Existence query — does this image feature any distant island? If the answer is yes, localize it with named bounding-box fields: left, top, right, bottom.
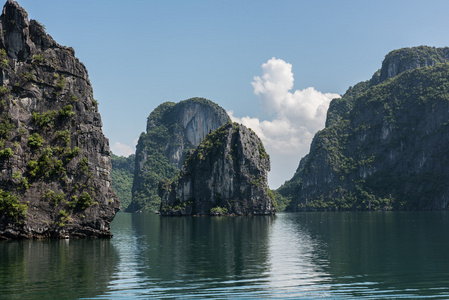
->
left=127, top=97, right=230, bottom=213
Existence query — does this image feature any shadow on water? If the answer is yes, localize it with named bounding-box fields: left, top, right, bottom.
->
left=0, top=237, right=118, bottom=300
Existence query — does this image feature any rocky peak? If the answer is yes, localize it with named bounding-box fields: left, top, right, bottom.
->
left=0, top=0, right=64, bottom=61
left=174, top=98, right=230, bottom=146
left=0, top=0, right=33, bottom=60
left=379, top=46, right=449, bottom=83
left=326, top=46, right=449, bottom=128
left=159, top=122, right=276, bottom=216
left=145, top=97, right=230, bottom=164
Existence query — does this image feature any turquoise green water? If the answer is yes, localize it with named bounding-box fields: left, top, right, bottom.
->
left=2, top=212, right=449, bottom=299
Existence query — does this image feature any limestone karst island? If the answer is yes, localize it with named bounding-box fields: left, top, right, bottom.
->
left=2, top=0, right=449, bottom=241
left=0, top=0, right=119, bottom=239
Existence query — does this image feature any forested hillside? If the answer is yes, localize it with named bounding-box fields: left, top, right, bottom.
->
left=278, top=46, right=449, bottom=211
left=110, top=153, right=134, bottom=210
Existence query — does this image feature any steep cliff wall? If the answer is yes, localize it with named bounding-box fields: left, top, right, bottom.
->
left=159, top=122, right=276, bottom=216
left=129, top=97, right=230, bottom=212
left=0, top=0, right=119, bottom=238
left=278, top=46, right=449, bottom=211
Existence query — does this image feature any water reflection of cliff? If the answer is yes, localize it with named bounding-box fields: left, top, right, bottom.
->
left=292, top=212, right=449, bottom=298
left=0, top=238, right=118, bottom=299
left=130, top=214, right=276, bottom=297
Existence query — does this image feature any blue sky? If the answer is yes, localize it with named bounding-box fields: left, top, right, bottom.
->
left=15, top=0, right=449, bottom=188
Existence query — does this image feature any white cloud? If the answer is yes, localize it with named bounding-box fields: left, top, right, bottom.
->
left=111, top=142, right=134, bottom=157
left=231, top=57, right=340, bottom=188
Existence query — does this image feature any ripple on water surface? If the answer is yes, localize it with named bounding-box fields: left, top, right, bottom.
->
left=3, top=212, right=449, bottom=299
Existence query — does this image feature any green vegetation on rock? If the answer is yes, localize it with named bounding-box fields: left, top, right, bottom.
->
left=210, top=206, right=228, bottom=215
left=28, top=133, right=44, bottom=150
left=0, top=190, right=27, bottom=222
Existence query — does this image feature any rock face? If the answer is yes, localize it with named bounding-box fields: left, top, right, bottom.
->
left=159, top=122, right=276, bottom=216
left=0, top=0, right=119, bottom=239
left=278, top=46, right=449, bottom=211
left=128, top=97, right=230, bottom=212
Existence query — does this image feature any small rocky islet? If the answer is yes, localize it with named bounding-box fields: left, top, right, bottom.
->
left=158, top=122, right=276, bottom=216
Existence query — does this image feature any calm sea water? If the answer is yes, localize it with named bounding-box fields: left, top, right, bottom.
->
left=1, top=211, right=449, bottom=299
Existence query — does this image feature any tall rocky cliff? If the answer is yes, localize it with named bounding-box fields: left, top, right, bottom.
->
left=128, top=97, right=230, bottom=212
left=0, top=0, right=119, bottom=239
left=278, top=46, right=449, bottom=211
left=159, top=122, right=276, bottom=216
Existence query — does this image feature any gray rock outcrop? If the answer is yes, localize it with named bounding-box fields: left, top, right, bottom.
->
left=159, top=122, right=276, bottom=216
left=0, top=0, right=119, bottom=239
